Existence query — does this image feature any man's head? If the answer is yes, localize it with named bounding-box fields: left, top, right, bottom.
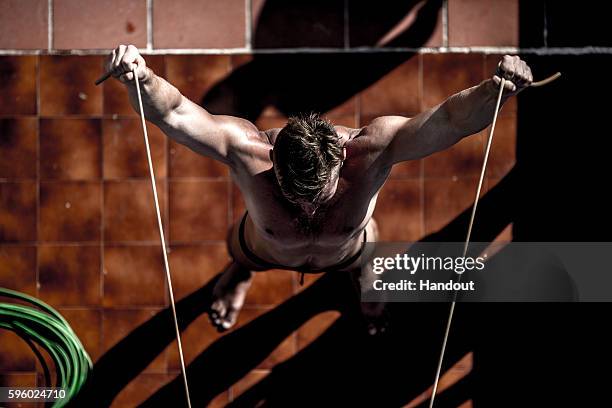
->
left=272, top=113, right=345, bottom=212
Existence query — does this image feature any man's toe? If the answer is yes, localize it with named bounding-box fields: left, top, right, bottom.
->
left=220, top=308, right=239, bottom=331
left=210, top=299, right=227, bottom=318
left=209, top=300, right=230, bottom=329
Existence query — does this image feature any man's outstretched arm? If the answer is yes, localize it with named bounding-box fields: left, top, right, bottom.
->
left=106, top=45, right=258, bottom=166
left=369, top=55, right=533, bottom=165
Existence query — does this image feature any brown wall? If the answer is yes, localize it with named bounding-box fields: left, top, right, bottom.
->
left=0, top=0, right=518, bottom=406
left=0, top=0, right=518, bottom=50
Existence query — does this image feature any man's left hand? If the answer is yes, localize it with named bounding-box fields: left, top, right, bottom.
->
left=494, top=55, right=533, bottom=94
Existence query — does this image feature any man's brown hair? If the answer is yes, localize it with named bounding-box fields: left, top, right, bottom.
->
left=274, top=113, right=343, bottom=206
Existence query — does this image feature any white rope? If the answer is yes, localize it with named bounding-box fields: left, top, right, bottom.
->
left=133, top=68, right=193, bottom=408
left=428, top=78, right=506, bottom=408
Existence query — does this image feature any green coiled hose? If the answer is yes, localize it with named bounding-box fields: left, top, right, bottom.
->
left=0, top=287, right=92, bottom=407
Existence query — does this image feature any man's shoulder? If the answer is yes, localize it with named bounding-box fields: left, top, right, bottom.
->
left=228, top=123, right=273, bottom=147
left=350, top=116, right=413, bottom=147
left=342, top=117, right=412, bottom=172
left=343, top=120, right=392, bottom=150
left=227, top=126, right=273, bottom=170
left=262, top=128, right=282, bottom=145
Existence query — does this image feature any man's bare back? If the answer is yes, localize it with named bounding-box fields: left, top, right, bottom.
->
left=105, top=44, right=533, bottom=331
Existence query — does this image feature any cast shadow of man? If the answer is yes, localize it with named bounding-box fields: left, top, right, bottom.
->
left=202, top=0, right=443, bottom=120
left=75, top=167, right=558, bottom=408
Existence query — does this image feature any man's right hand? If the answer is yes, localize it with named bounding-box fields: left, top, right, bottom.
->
left=105, top=44, right=149, bottom=84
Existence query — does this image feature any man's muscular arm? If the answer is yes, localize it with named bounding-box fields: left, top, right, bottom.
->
left=369, top=55, right=532, bottom=165
left=107, top=45, right=257, bottom=166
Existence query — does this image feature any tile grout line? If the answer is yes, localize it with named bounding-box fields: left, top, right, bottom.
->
left=543, top=0, right=548, bottom=48
left=419, top=54, right=425, bottom=236
left=344, top=0, right=350, bottom=50
left=245, top=0, right=253, bottom=51
left=100, top=112, right=106, bottom=361
left=482, top=52, right=487, bottom=89
left=442, top=0, right=449, bottom=48
left=0, top=46, right=515, bottom=55
left=147, top=0, right=153, bottom=51
left=29, top=176, right=230, bottom=183
left=36, top=55, right=41, bottom=301
left=100, top=111, right=106, bottom=323
left=163, top=106, right=170, bottom=373
left=164, top=106, right=170, bottom=309
left=47, top=0, right=53, bottom=51
left=0, top=241, right=227, bottom=246
left=97, top=305, right=166, bottom=311
left=3, top=175, right=429, bottom=183
left=355, top=91, right=360, bottom=128
left=3, top=46, right=612, bottom=55
left=227, top=178, right=232, bottom=238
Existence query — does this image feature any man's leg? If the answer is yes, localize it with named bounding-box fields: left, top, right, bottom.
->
left=209, top=261, right=254, bottom=331
left=350, top=265, right=389, bottom=336
left=210, top=212, right=270, bottom=331
left=348, top=219, right=389, bottom=335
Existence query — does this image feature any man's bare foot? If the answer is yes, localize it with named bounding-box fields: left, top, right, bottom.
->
left=361, top=301, right=389, bottom=336
left=350, top=268, right=390, bottom=336
left=209, top=262, right=253, bottom=331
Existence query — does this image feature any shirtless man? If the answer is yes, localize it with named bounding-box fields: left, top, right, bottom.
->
left=105, top=45, right=533, bottom=332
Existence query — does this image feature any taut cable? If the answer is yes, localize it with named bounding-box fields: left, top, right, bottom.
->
left=428, top=70, right=561, bottom=407
left=428, top=77, right=507, bottom=408
left=133, top=68, right=193, bottom=408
